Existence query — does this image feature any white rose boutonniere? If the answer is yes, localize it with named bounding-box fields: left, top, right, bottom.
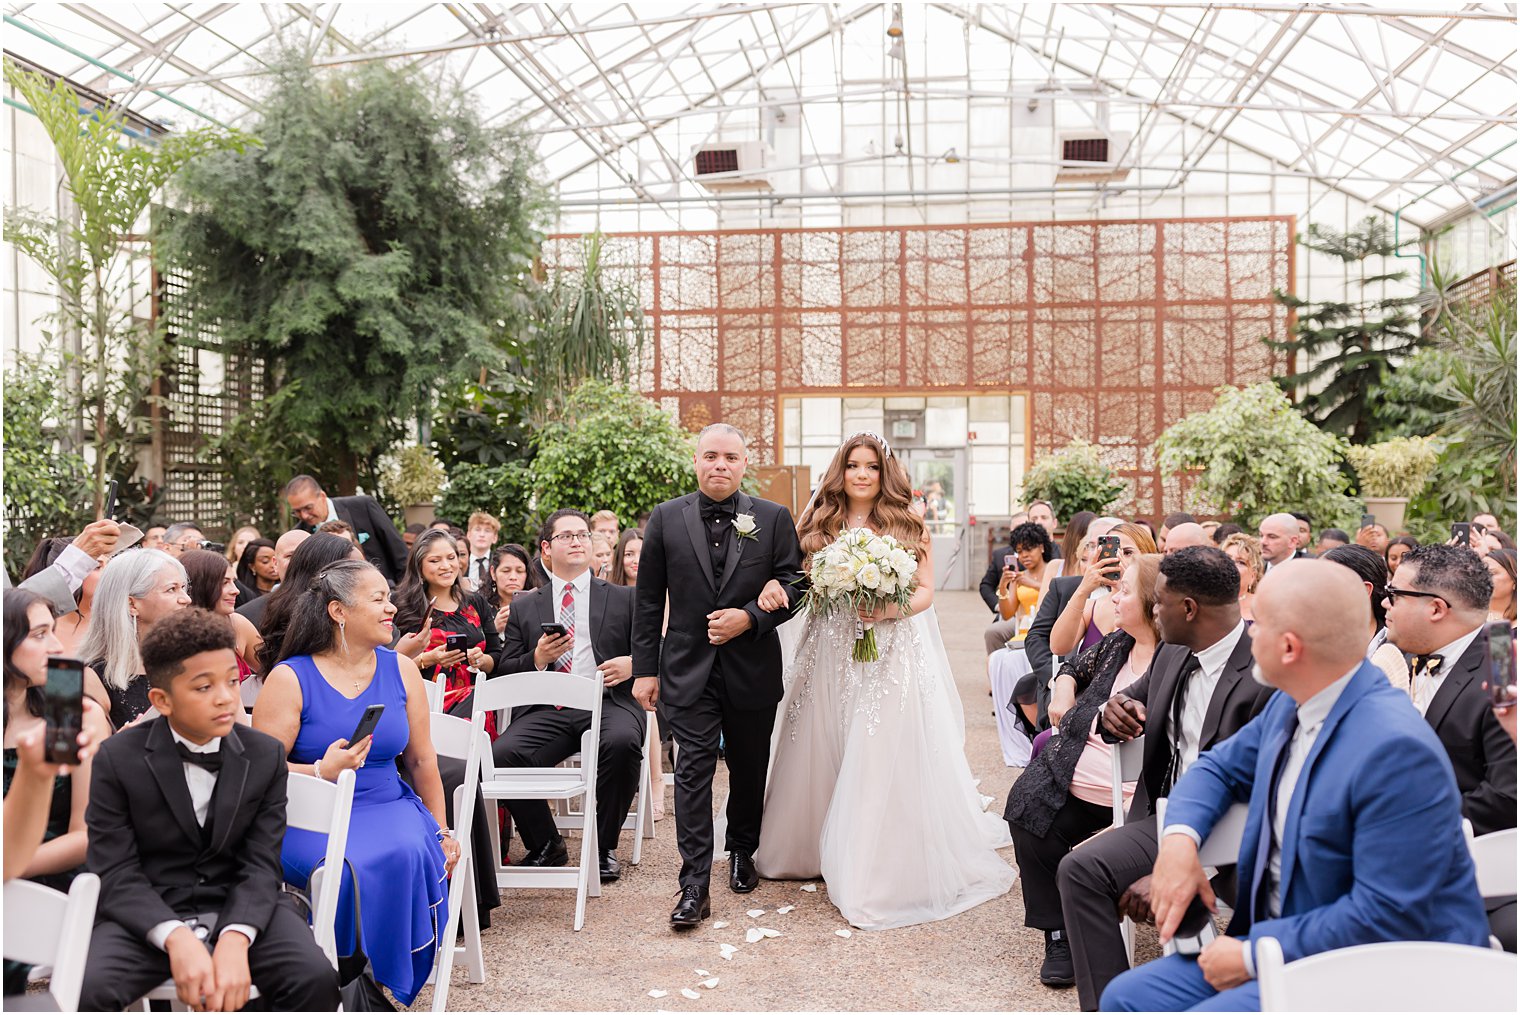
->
left=733, top=513, right=760, bottom=542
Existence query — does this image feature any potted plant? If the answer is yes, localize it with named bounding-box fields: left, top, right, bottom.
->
left=1344, top=436, right=1441, bottom=533
left=386, top=446, right=447, bottom=527
left=1021, top=439, right=1128, bottom=519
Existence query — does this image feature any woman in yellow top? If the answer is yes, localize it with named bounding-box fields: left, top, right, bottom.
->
left=996, top=521, right=1056, bottom=639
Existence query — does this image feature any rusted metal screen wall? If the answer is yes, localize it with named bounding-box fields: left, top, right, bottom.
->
left=544, top=216, right=1291, bottom=516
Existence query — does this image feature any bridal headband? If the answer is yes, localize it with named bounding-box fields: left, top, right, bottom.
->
left=842, top=430, right=893, bottom=458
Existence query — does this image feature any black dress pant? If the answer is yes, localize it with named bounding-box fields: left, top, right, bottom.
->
left=1057, top=814, right=1159, bottom=1012
left=78, top=897, right=340, bottom=1011
left=492, top=701, right=646, bottom=854
left=662, top=665, right=776, bottom=890
left=1010, top=795, right=1113, bottom=931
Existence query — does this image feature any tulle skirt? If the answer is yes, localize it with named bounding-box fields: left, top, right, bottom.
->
left=754, top=607, right=1016, bottom=930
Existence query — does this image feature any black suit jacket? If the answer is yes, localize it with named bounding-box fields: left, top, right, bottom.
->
left=318, top=494, right=407, bottom=584
left=495, top=575, right=645, bottom=729
left=1425, top=634, right=1519, bottom=837
left=1113, top=627, right=1276, bottom=822
left=632, top=492, right=805, bottom=710
left=1023, top=575, right=1083, bottom=726
left=85, top=719, right=288, bottom=939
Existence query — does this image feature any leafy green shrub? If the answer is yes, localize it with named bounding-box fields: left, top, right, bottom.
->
left=1021, top=440, right=1127, bottom=519
left=1345, top=436, right=1440, bottom=500
left=437, top=462, right=534, bottom=545
left=3, top=359, right=91, bottom=576
left=1156, top=382, right=1359, bottom=529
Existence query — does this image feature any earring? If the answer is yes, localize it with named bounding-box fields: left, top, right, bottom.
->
left=339, top=620, right=348, bottom=655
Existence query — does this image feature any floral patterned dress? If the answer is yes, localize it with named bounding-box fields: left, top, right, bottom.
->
left=419, top=592, right=503, bottom=734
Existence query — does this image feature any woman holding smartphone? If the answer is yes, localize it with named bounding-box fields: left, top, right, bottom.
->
left=1048, top=522, right=1157, bottom=659
left=392, top=529, right=501, bottom=720
left=995, top=522, right=1054, bottom=634
left=485, top=544, right=536, bottom=636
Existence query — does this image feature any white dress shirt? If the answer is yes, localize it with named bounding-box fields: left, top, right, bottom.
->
left=540, top=569, right=595, bottom=678
left=321, top=496, right=339, bottom=524
left=466, top=554, right=492, bottom=590
left=1412, top=626, right=1483, bottom=716
left=1175, top=621, right=1247, bottom=776
left=146, top=727, right=257, bottom=950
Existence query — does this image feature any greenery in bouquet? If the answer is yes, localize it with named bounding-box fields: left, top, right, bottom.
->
left=802, top=528, right=921, bottom=662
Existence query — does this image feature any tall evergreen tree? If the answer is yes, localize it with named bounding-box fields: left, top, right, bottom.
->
left=1266, top=216, right=1424, bottom=444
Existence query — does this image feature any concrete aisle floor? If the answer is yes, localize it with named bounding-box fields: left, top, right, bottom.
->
left=418, top=591, right=1093, bottom=1012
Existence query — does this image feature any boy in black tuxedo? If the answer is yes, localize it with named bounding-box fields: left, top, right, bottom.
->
left=79, top=609, right=338, bottom=1012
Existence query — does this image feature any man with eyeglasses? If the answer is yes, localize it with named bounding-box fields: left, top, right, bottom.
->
left=282, top=474, right=407, bottom=584
left=1384, top=542, right=1517, bottom=951
left=161, top=522, right=206, bottom=559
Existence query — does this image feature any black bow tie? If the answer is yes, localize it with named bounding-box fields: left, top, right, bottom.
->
left=176, top=742, right=222, bottom=773
left=1410, top=654, right=1445, bottom=680
left=700, top=496, right=736, bottom=523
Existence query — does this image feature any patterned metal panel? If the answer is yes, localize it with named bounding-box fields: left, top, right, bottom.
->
left=545, top=217, right=1293, bottom=517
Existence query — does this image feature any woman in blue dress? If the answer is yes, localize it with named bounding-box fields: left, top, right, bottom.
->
left=255, top=560, right=461, bottom=1006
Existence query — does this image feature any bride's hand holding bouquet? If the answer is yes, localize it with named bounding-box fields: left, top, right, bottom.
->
left=803, top=527, right=920, bottom=662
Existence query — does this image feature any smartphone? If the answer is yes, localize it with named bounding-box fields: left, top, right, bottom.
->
left=1171, top=894, right=1219, bottom=957
left=1097, top=535, right=1122, bottom=580
left=42, top=657, right=86, bottom=765
left=345, top=704, right=385, bottom=748
left=541, top=622, right=569, bottom=639
left=443, top=632, right=469, bottom=654
left=103, top=479, right=119, bottom=522
left=1487, top=621, right=1517, bottom=709
left=1003, top=554, right=1016, bottom=569
left=1360, top=513, right=1377, bottom=531
left=1452, top=522, right=1472, bottom=545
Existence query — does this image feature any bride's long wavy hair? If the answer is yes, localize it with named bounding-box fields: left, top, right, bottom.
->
left=798, top=433, right=927, bottom=556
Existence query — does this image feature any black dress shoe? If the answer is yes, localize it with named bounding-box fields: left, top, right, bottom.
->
left=729, top=850, right=759, bottom=893
left=1040, top=930, right=1075, bottom=988
left=517, top=836, right=569, bottom=868
left=599, top=851, right=621, bottom=883
left=669, top=886, right=710, bottom=928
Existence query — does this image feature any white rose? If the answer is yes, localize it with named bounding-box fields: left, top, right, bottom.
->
left=889, top=548, right=916, bottom=574
left=866, top=538, right=888, bottom=559
left=878, top=574, right=897, bottom=595
left=733, top=513, right=758, bottom=537
left=857, top=562, right=882, bottom=590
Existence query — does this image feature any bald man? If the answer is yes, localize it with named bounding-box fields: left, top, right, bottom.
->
left=235, top=529, right=309, bottom=630
left=1256, top=513, right=1303, bottom=570
left=1102, top=561, right=1490, bottom=1011
left=1161, top=522, right=1209, bottom=554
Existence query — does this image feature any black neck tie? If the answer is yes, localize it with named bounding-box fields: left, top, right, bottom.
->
left=1162, top=653, right=1203, bottom=798
left=176, top=742, right=222, bottom=773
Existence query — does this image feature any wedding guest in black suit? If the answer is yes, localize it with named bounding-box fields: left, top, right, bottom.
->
left=1058, top=546, right=1275, bottom=1010
left=79, top=609, right=339, bottom=1012
left=476, top=509, right=647, bottom=883
left=283, top=474, right=407, bottom=583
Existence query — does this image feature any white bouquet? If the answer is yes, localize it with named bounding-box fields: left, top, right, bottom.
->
left=803, top=528, right=920, bottom=662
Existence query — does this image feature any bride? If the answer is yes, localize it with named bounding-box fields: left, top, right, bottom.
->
left=752, top=431, right=1015, bottom=930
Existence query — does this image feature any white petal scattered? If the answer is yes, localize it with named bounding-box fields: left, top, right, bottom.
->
left=746, top=908, right=765, bottom=918
left=694, top=969, right=709, bottom=978
left=718, top=942, right=739, bottom=954
left=973, top=777, right=982, bottom=787
left=718, top=950, right=735, bottom=961
left=680, top=988, right=701, bottom=1000
left=701, top=977, right=720, bottom=989
left=759, top=927, right=782, bottom=938
left=979, top=793, right=995, bottom=809
left=647, top=989, right=668, bottom=998
left=836, top=928, right=853, bottom=938
left=801, top=883, right=817, bottom=892
left=712, top=921, right=729, bottom=929
left=776, top=905, right=795, bottom=914
left=745, top=927, right=765, bottom=944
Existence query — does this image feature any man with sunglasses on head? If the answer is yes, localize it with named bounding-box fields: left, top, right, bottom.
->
left=1384, top=542, right=1517, bottom=951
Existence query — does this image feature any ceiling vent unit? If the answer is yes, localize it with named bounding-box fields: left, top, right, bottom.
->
left=1054, top=131, right=1132, bottom=183
left=692, top=141, right=774, bottom=192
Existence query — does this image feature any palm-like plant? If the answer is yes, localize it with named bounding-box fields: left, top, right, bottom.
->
left=1429, top=265, right=1517, bottom=497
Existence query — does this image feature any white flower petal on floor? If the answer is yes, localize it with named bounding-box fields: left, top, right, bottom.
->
left=776, top=905, right=795, bottom=914
left=836, top=929, right=853, bottom=938
left=759, top=928, right=782, bottom=938
left=801, top=883, right=817, bottom=892
left=694, top=969, right=709, bottom=977
left=701, top=978, right=720, bottom=989
left=712, top=920, right=729, bottom=929
left=648, top=989, right=668, bottom=998
left=746, top=908, right=765, bottom=918
left=745, top=927, right=765, bottom=943
left=680, top=988, right=701, bottom=1000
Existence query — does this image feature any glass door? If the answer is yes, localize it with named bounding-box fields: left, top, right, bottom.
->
left=903, top=449, right=968, bottom=589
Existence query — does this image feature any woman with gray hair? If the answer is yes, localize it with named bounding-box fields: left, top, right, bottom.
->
left=78, top=548, right=191, bottom=729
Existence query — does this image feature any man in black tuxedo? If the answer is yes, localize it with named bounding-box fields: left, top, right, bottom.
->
left=488, top=508, right=647, bottom=884
left=284, top=474, right=407, bottom=584
left=1056, top=546, right=1275, bottom=1009
left=632, top=423, right=806, bottom=928
left=80, top=608, right=338, bottom=1012
left=1386, top=543, right=1518, bottom=950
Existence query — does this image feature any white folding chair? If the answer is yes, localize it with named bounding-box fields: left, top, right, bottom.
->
left=425, top=710, right=488, bottom=1010
left=3, top=873, right=99, bottom=1011
left=422, top=673, right=445, bottom=713
left=473, top=670, right=604, bottom=931
left=551, top=710, right=656, bottom=866
left=1256, top=936, right=1518, bottom=1012
left=1109, top=734, right=1145, bottom=964
left=1154, top=797, right=1249, bottom=958
left=136, top=769, right=354, bottom=1011
left=1465, top=820, right=1518, bottom=897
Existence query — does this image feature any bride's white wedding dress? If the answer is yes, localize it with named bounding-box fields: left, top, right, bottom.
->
left=753, top=600, right=1016, bottom=930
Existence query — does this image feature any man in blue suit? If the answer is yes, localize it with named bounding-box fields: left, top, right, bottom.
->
left=1102, top=560, right=1490, bottom=1011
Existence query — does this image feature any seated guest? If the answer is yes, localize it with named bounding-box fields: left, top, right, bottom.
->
left=486, top=543, right=537, bottom=636
left=1005, top=555, right=1162, bottom=988
left=1484, top=528, right=1516, bottom=553
left=983, top=521, right=1056, bottom=656
left=225, top=526, right=261, bottom=570
left=254, top=562, right=458, bottom=1007
left=590, top=531, right=616, bottom=581
left=590, top=509, right=620, bottom=544
left=1198, top=520, right=1220, bottom=542
left=1384, top=543, right=1517, bottom=950
left=3, top=590, right=106, bottom=890
left=1059, top=546, right=1276, bottom=1010
left=234, top=537, right=278, bottom=606
left=402, top=522, right=425, bottom=552
left=1315, top=527, right=1350, bottom=555
left=1101, top=561, right=1491, bottom=1011
left=318, top=517, right=361, bottom=549
left=160, top=522, right=207, bottom=559
left=1257, top=513, right=1305, bottom=570
left=1320, top=544, right=1407, bottom=687
left=393, top=529, right=502, bottom=720
left=1354, top=520, right=1390, bottom=556
left=14, top=519, right=121, bottom=619
left=462, top=511, right=501, bottom=592
left=254, top=533, right=363, bottom=675
left=611, top=528, right=644, bottom=589
left=1386, top=534, right=1418, bottom=573
left=26, top=541, right=107, bottom=657
left=183, top=549, right=264, bottom=705
left=484, top=509, right=647, bottom=882
left=1160, top=523, right=1209, bottom=554
left=79, top=548, right=192, bottom=728
left=1487, top=549, right=1517, bottom=623
left=1210, top=522, right=1242, bottom=545
left=1289, top=511, right=1314, bottom=555
left=79, top=609, right=340, bottom=1012
left=139, top=525, right=166, bottom=552
left=284, top=473, right=408, bottom=583
left=1050, top=522, right=1155, bottom=660
left=1022, top=513, right=1099, bottom=728
left=237, top=529, right=309, bottom=629
left=1220, top=534, right=1263, bottom=623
